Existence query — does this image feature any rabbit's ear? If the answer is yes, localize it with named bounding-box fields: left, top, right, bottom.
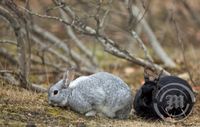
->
left=63, top=67, right=75, bottom=87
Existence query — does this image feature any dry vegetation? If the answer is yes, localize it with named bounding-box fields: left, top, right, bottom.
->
left=0, top=54, right=200, bottom=127
left=1, top=0, right=200, bottom=126
left=1, top=48, right=200, bottom=127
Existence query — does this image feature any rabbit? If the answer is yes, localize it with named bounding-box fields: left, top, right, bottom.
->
left=48, top=69, right=133, bottom=119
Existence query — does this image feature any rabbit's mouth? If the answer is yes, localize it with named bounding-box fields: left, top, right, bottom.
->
left=48, top=100, right=58, bottom=107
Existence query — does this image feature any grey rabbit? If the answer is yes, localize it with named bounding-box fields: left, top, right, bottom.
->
left=48, top=69, right=133, bottom=119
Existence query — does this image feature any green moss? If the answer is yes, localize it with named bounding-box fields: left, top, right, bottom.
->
left=46, top=107, right=63, bottom=116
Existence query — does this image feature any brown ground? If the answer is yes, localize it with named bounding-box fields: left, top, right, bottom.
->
left=0, top=80, right=200, bottom=127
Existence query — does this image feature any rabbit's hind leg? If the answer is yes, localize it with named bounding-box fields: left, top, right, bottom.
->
left=85, top=110, right=97, bottom=117
left=104, top=111, right=115, bottom=118
left=98, top=106, right=116, bottom=118
left=115, top=103, right=132, bottom=119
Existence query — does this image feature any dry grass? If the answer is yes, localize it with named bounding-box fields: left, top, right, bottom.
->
left=1, top=44, right=200, bottom=127
left=1, top=0, right=200, bottom=126
left=1, top=64, right=200, bottom=127
left=0, top=83, right=200, bottom=127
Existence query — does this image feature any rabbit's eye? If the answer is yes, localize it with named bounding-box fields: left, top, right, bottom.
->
left=53, top=90, right=58, bottom=95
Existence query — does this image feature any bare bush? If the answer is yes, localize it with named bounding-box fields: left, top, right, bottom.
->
left=0, top=0, right=179, bottom=92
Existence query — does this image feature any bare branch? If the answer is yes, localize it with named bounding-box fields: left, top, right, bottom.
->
left=31, top=24, right=95, bottom=69
left=130, top=5, right=176, bottom=68
left=27, top=31, right=98, bottom=74
left=59, top=9, right=98, bottom=67
left=172, top=14, right=196, bottom=85
left=0, top=70, right=16, bottom=74
left=181, top=0, right=200, bottom=27
left=0, top=6, right=30, bottom=88
left=0, top=72, right=19, bottom=85
left=25, top=1, right=170, bottom=75
left=31, top=84, right=47, bottom=93
left=0, top=48, right=18, bottom=65
left=21, top=6, right=71, bottom=25
left=131, top=31, right=153, bottom=61
left=28, top=32, right=74, bottom=66
left=31, top=59, right=64, bottom=72
left=99, top=8, right=110, bottom=29
left=0, top=40, right=17, bottom=45
left=56, top=3, right=170, bottom=75
left=0, top=71, right=47, bottom=93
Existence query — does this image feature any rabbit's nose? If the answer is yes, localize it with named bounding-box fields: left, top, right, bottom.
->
left=48, top=100, right=52, bottom=105
left=48, top=100, right=58, bottom=107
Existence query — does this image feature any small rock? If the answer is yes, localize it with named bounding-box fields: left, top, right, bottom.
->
left=27, top=113, right=32, bottom=116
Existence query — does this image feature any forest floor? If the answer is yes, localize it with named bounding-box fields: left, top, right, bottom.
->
left=0, top=46, right=200, bottom=127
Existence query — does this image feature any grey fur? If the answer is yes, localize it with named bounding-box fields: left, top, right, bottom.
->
left=48, top=72, right=133, bottom=119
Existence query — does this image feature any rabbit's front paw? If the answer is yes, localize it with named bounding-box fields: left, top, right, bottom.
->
left=85, top=110, right=96, bottom=117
